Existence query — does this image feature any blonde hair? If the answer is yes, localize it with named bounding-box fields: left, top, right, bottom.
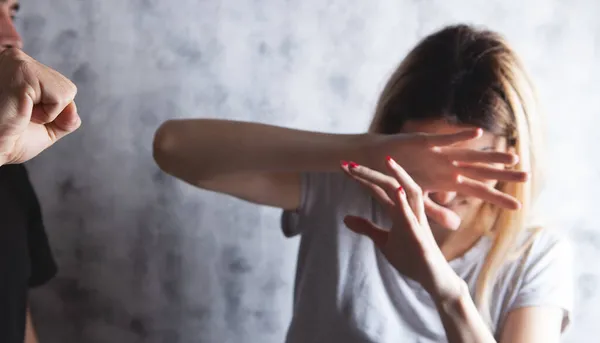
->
left=369, top=24, right=543, bottom=322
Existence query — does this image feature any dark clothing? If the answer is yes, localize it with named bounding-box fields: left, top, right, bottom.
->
left=0, top=164, right=57, bottom=343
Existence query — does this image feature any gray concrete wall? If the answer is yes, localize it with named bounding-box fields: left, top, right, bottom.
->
left=19, top=0, right=599, bottom=342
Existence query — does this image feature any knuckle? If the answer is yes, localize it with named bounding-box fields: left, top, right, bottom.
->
left=407, top=194, right=421, bottom=205
left=0, top=50, right=28, bottom=78
left=387, top=182, right=400, bottom=194
left=385, top=202, right=396, bottom=212
left=7, top=60, right=35, bottom=93
left=408, top=132, right=430, bottom=147
left=54, top=80, right=76, bottom=106
left=407, top=186, right=423, bottom=200
left=59, top=74, right=77, bottom=98
left=385, top=177, right=399, bottom=187
left=8, top=80, right=37, bottom=108
left=70, top=82, right=78, bottom=96
left=367, top=183, right=380, bottom=193
left=15, top=60, right=32, bottom=81
left=417, top=132, right=432, bottom=146
left=1, top=47, right=24, bottom=60
left=18, top=83, right=36, bottom=103
left=410, top=183, right=423, bottom=194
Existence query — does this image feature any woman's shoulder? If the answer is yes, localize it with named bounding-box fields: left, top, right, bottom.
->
left=516, top=226, right=572, bottom=261
left=499, top=226, right=574, bottom=295
left=498, top=226, right=574, bottom=332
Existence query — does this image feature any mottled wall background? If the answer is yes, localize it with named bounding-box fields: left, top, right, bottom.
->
left=17, top=0, right=600, bottom=342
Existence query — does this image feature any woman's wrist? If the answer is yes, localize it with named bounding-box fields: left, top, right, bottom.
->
left=419, top=255, right=466, bottom=303
left=292, top=132, right=377, bottom=172
left=356, top=133, right=406, bottom=172
left=428, top=271, right=468, bottom=305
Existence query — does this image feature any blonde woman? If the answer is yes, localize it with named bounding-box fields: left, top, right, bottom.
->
left=153, top=24, right=572, bottom=343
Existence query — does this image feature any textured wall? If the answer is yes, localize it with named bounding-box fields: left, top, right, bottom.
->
left=18, top=0, right=600, bottom=342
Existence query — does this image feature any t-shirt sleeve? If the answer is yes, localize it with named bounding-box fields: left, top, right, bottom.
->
left=510, top=231, right=574, bottom=332
left=20, top=166, right=58, bottom=288
left=280, top=172, right=346, bottom=237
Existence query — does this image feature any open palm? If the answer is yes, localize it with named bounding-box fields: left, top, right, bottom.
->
left=341, top=158, right=460, bottom=298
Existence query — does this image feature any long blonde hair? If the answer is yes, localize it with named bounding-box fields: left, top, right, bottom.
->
left=369, top=24, right=543, bottom=321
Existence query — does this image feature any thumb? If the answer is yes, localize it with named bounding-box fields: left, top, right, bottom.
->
left=343, top=215, right=388, bottom=248
left=423, top=197, right=461, bottom=230
left=40, top=101, right=81, bottom=141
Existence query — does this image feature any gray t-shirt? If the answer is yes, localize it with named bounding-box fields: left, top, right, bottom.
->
left=281, top=172, right=573, bottom=343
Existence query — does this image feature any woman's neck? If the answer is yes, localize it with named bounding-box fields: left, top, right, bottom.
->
left=432, top=223, right=486, bottom=262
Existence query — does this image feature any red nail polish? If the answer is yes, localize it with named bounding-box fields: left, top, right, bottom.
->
left=349, top=162, right=359, bottom=169
left=386, top=155, right=392, bottom=161
left=397, top=186, right=404, bottom=195
left=341, top=160, right=349, bottom=167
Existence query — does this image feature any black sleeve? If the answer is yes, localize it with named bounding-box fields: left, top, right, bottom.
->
left=20, top=165, right=58, bottom=288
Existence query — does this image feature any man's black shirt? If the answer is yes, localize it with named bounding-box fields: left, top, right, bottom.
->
left=0, top=164, right=57, bottom=342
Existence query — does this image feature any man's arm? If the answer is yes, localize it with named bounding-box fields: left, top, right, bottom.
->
left=21, top=164, right=58, bottom=343
left=24, top=305, right=38, bottom=343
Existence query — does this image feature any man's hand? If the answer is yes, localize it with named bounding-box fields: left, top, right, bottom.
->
left=25, top=305, right=38, bottom=343
left=0, top=48, right=81, bottom=165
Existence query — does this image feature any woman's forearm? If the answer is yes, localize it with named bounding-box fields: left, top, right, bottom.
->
left=153, top=119, right=375, bottom=180
left=434, top=279, right=497, bottom=343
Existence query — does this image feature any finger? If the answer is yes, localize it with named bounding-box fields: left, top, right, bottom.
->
left=340, top=162, right=395, bottom=208
left=42, top=102, right=81, bottom=141
left=385, top=157, right=425, bottom=220
left=456, top=163, right=529, bottom=182
left=424, top=128, right=482, bottom=147
left=21, top=53, right=78, bottom=124
left=343, top=215, right=389, bottom=249
left=423, top=196, right=461, bottom=231
left=343, top=161, right=400, bottom=204
left=18, top=103, right=80, bottom=161
left=392, top=186, right=420, bottom=231
left=456, top=176, right=521, bottom=210
left=444, top=148, right=519, bottom=166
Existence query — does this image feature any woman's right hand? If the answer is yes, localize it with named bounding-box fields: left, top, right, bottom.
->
left=367, top=128, right=527, bottom=210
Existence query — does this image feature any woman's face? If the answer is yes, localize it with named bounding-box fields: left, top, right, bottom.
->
left=401, top=119, right=509, bottom=228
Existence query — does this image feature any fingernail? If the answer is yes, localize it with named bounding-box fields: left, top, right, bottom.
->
left=341, top=160, right=349, bottom=167
left=349, top=161, right=359, bottom=169
left=397, top=186, right=404, bottom=195
left=386, top=155, right=392, bottom=162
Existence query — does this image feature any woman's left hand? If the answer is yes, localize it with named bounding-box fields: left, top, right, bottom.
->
left=341, top=157, right=464, bottom=301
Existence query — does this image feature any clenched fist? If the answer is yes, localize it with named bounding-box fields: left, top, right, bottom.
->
left=0, top=48, right=81, bottom=165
